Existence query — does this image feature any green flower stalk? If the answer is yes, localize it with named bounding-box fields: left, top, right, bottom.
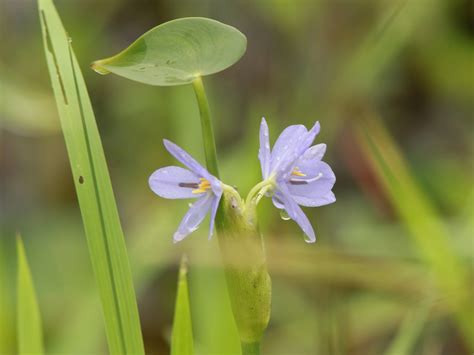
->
left=192, top=77, right=271, bottom=353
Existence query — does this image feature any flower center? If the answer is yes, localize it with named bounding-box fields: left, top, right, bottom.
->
left=193, top=178, right=211, bottom=194
left=178, top=178, right=212, bottom=194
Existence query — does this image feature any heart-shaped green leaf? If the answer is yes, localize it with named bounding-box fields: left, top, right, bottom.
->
left=92, top=17, right=247, bottom=86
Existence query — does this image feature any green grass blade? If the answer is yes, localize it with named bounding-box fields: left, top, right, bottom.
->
left=17, top=236, right=44, bottom=354
left=171, top=256, right=194, bottom=355
left=355, top=113, right=473, bottom=348
left=37, top=1, right=144, bottom=353
left=384, top=303, right=430, bottom=355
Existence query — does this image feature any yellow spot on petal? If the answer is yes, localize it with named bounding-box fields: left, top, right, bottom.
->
left=192, top=178, right=211, bottom=194
left=291, top=167, right=306, bottom=177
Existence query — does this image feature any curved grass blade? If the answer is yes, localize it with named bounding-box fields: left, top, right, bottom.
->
left=355, top=112, right=473, bottom=349
left=171, top=256, right=194, bottom=355
left=17, top=236, right=44, bottom=354
left=37, top=1, right=144, bottom=353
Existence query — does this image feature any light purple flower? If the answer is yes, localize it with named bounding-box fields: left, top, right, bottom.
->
left=149, top=139, right=222, bottom=243
left=258, top=118, right=336, bottom=242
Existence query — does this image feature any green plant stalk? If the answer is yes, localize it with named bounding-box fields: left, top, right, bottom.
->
left=192, top=76, right=220, bottom=179
left=191, top=77, right=270, bottom=352
left=218, top=193, right=271, bottom=347
left=241, top=342, right=260, bottom=355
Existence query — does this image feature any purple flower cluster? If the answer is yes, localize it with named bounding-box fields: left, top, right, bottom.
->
left=149, top=118, right=335, bottom=243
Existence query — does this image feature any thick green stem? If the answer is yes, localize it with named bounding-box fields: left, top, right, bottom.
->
left=241, top=341, right=260, bottom=355
left=192, top=76, right=220, bottom=179
left=191, top=76, right=271, bottom=350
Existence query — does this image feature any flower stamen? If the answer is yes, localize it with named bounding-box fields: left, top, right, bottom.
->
left=191, top=178, right=211, bottom=194
left=291, top=167, right=306, bottom=177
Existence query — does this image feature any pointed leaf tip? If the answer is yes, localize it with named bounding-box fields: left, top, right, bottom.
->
left=17, top=235, right=44, bottom=354
left=171, top=254, right=193, bottom=355
left=90, top=60, right=111, bottom=75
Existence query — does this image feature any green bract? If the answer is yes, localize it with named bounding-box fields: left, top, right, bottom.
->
left=91, top=17, right=247, bottom=86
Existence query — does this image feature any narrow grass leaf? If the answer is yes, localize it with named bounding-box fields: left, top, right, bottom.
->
left=355, top=113, right=473, bottom=348
left=17, top=236, right=44, bottom=354
left=171, top=256, right=194, bottom=355
left=37, top=1, right=144, bottom=353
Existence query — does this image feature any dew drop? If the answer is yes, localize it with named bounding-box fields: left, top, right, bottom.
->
left=78, top=176, right=84, bottom=184
left=280, top=210, right=291, bottom=221
left=162, top=170, right=168, bottom=174
left=188, top=203, right=193, bottom=208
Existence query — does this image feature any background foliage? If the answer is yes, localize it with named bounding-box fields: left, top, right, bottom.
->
left=1, top=0, right=472, bottom=354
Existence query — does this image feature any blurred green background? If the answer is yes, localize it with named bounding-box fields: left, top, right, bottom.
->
left=1, top=0, right=473, bottom=354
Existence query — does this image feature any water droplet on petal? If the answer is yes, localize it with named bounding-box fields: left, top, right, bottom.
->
left=280, top=210, right=291, bottom=221
left=163, top=170, right=168, bottom=174
left=188, top=203, right=193, bottom=208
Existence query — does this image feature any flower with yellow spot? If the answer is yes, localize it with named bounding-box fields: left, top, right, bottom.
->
left=149, top=139, right=223, bottom=242
left=258, top=117, right=336, bottom=242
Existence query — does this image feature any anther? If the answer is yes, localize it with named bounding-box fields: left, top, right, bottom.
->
left=179, top=182, right=199, bottom=188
